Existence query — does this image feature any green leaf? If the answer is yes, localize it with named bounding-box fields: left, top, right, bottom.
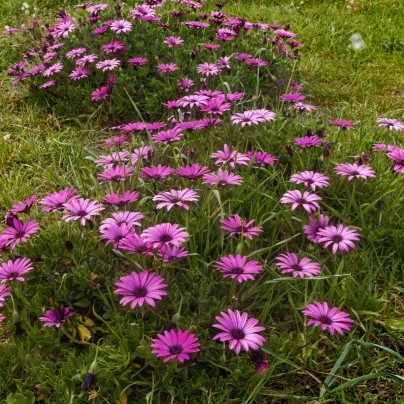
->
left=386, top=318, right=404, bottom=331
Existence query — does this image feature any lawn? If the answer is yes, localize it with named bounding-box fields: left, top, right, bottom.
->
left=1, top=0, right=404, bottom=403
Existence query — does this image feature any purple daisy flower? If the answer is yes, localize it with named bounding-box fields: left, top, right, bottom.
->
left=40, top=188, right=78, bottom=212
left=213, top=309, right=265, bottom=354
left=0, top=257, right=33, bottom=282
left=53, top=21, right=77, bottom=38
left=219, top=214, right=263, bottom=240
left=294, top=135, right=323, bottom=148
left=128, top=57, right=148, bottom=66
left=202, top=169, right=243, bottom=186
left=231, top=111, right=265, bottom=127
left=153, top=189, right=199, bottom=211
left=196, top=63, right=219, bottom=76
left=76, top=54, right=98, bottom=65
left=274, top=29, right=296, bottom=39
left=110, top=20, right=132, bottom=34
left=179, top=94, right=209, bottom=108
left=245, top=58, right=267, bottom=67
left=151, top=329, right=200, bottom=362
left=91, top=86, right=112, bottom=101
left=0, top=285, right=11, bottom=306
left=141, top=223, right=189, bottom=248
left=211, top=144, right=250, bottom=168
left=69, top=66, right=90, bottom=80
left=119, top=234, right=154, bottom=255
left=200, top=97, right=231, bottom=115
left=235, top=53, right=252, bottom=60
left=280, top=190, right=322, bottom=213
left=0, top=219, right=39, bottom=248
left=247, top=151, right=277, bottom=166
left=304, top=214, right=330, bottom=243
left=114, top=270, right=167, bottom=308
left=157, top=63, right=179, bottom=73
left=139, top=165, right=174, bottom=180
left=248, top=349, right=271, bottom=374
left=280, top=93, right=306, bottom=103
left=102, top=39, right=127, bottom=54
left=182, top=21, right=210, bottom=29
left=215, top=254, right=263, bottom=283
left=290, top=171, right=330, bottom=191
left=163, top=36, right=184, bottom=47
left=175, top=164, right=210, bottom=181
left=39, top=307, right=75, bottom=328
left=294, top=102, right=317, bottom=112
left=95, top=59, right=120, bottom=71
left=157, top=245, right=188, bottom=262
left=177, top=78, right=194, bottom=92
left=275, top=253, right=321, bottom=278
left=39, top=80, right=56, bottom=89
left=376, top=118, right=404, bottom=132
left=102, top=190, right=140, bottom=206
left=302, top=302, right=353, bottom=335
left=100, top=223, right=134, bottom=249
left=329, top=120, right=359, bottom=129
left=62, top=198, right=104, bottom=226
left=317, top=225, right=360, bottom=254
left=43, top=62, right=64, bottom=77
left=99, top=212, right=144, bottom=231
left=66, top=48, right=87, bottom=59
left=335, top=163, right=376, bottom=180
left=387, top=148, right=404, bottom=173
left=98, top=165, right=134, bottom=181
left=10, top=195, right=38, bottom=214
left=152, top=128, right=184, bottom=144
left=95, top=151, right=130, bottom=167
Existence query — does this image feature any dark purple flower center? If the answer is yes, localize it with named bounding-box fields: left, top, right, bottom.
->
left=332, top=235, right=343, bottom=243
left=231, top=267, right=244, bottom=274
left=169, top=345, right=182, bottom=355
left=291, top=264, right=302, bottom=272
left=306, top=179, right=314, bottom=185
left=236, top=225, right=245, bottom=232
left=298, top=198, right=307, bottom=204
left=319, top=316, right=332, bottom=325
left=350, top=171, right=359, bottom=176
left=111, top=175, right=122, bottom=181
left=218, top=180, right=227, bottom=186
left=231, top=329, right=245, bottom=339
left=137, top=245, right=148, bottom=253
left=76, top=210, right=88, bottom=217
left=160, top=234, right=172, bottom=242
left=134, top=287, right=147, bottom=297
left=15, top=232, right=25, bottom=238
left=7, top=271, right=19, bottom=279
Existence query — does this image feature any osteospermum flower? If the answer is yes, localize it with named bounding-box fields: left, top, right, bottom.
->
left=114, top=270, right=167, bottom=308
left=0, top=258, right=33, bottom=282
left=95, top=151, right=130, bottom=167
left=100, top=223, right=134, bottom=249
left=53, top=21, right=76, bottom=38
left=98, top=165, right=134, bottom=181
left=128, top=57, right=148, bottom=66
left=280, top=190, right=322, bottom=213
left=317, top=225, right=360, bottom=254
left=43, top=62, right=63, bottom=77
left=211, top=144, right=250, bottom=168
left=334, top=163, right=376, bottom=180
left=175, top=164, right=210, bottom=181
left=302, top=302, right=354, bottom=335
left=95, top=59, right=120, bottom=71
left=141, top=223, right=189, bottom=248
left=294, top=102, right=317, bottom=112
left=163, top=36, right=184, bottom=47
left=376, top=118, right=404, bottom=132
left=304, top=214, right=330, bottom=243
left=387, top=148, right=404, bottom=173
left=215, top=254, right=263, bottom=282
left=196, top=62, right=219, bottom=76
left=177, top=78, right=194, bottom=92
left=213, top=309, right=265, bottom=354
left=151, top=329, right=200, bottom=362
left=179, top=94, right=209, bottom=108
left=290, top=171, right=330, bottom=191
left=99, top=212, right=144, bottom=231
left=102, top=38, right=127, bottom=54
left=102, top=190, right=140, bottom=206
left=39, top=80, right=56, bottom=89
left=0, top=285, right=11, bottom=306
left=157, top=63, right=179, bottom=73
left=152, top=128, right=184, bottom=144
left=202, top=169, right=243, bottom=186
left=220, top=214, right=263, bottom=240
left=10, top=195, right=38, bottom=214
left=294, top=135, right=323, bottom=148
left=40, top=188, right=78, bottom=212
left=110, top=20, right=132, bottom=34
left=247, top=151, right=277, bottom=166
left=153, top=189, right=199, bottom=211
left=157, top=245, right=188, bottom=262
left=329, top=120, right=359, bottom=129
left=62, top=198, right=104, bottom=226
left=69, top=66, right=90, bottom=80
left=119, top=234, right=153, bottom=255
left=231, top=111, right=265, bottom=127
left=245, top=58, right=267, bottom=67
left=200, top=97, right=231, bottom=115
left=39, top=307, right=75, bottom=328
left=66, top=47, right=87, bottom=59
left=280, top=93, right=306, bottom=103
left=91, top=86, right=112, bottom=101
left=140, top=165, right=174, bottom=180
left=275, top=253, right=321, bottom=278
left=76, top=54, right=98, bottom=65
left=248, top=349, right=271, bottom=374
left=0, top=218, right=39, bottom=248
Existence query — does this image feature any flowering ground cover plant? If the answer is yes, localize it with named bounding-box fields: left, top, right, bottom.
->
left=2, top=0, right=404, bottom=403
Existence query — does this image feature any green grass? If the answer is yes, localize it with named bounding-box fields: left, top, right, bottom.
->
left=1, top=0, right=404, bottom=403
